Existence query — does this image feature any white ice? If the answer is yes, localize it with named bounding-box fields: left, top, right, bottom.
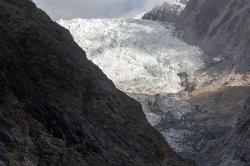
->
left=58, top=18, right=204, bottom=94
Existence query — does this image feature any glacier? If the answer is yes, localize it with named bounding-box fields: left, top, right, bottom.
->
left=58, top=18, right=204, bottom=95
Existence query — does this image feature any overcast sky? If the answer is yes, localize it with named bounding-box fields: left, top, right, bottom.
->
left=32, top=0, right=166, bottom=20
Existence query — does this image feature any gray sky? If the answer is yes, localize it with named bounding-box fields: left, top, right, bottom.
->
left=32, top=0, right=166, bottom=20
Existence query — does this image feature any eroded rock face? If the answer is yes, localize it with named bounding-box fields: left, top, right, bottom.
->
left=0, top=0, right=194, bottom=165
left=176, top=0, right=250, bottom=71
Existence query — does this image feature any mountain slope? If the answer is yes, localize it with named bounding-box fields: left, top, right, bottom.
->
left=0, top=0, right=194, bottom=165
left=175, top=0, right=250, bottom=71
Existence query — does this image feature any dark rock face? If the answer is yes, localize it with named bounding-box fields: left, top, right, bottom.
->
left=143, top=0, right=250, bottom=71
left=0, top=0, right=194, bottom=165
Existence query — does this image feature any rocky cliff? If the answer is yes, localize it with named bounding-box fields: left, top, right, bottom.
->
left=0, top=0, right=194, bottom=165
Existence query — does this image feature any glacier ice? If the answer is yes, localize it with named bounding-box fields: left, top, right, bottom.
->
left=164, top=0, right=188, bottom=14
left=58, top=18, right=204, bottom=94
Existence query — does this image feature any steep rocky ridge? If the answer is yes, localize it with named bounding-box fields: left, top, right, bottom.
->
left=0, top=0, right=195, bottom=165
